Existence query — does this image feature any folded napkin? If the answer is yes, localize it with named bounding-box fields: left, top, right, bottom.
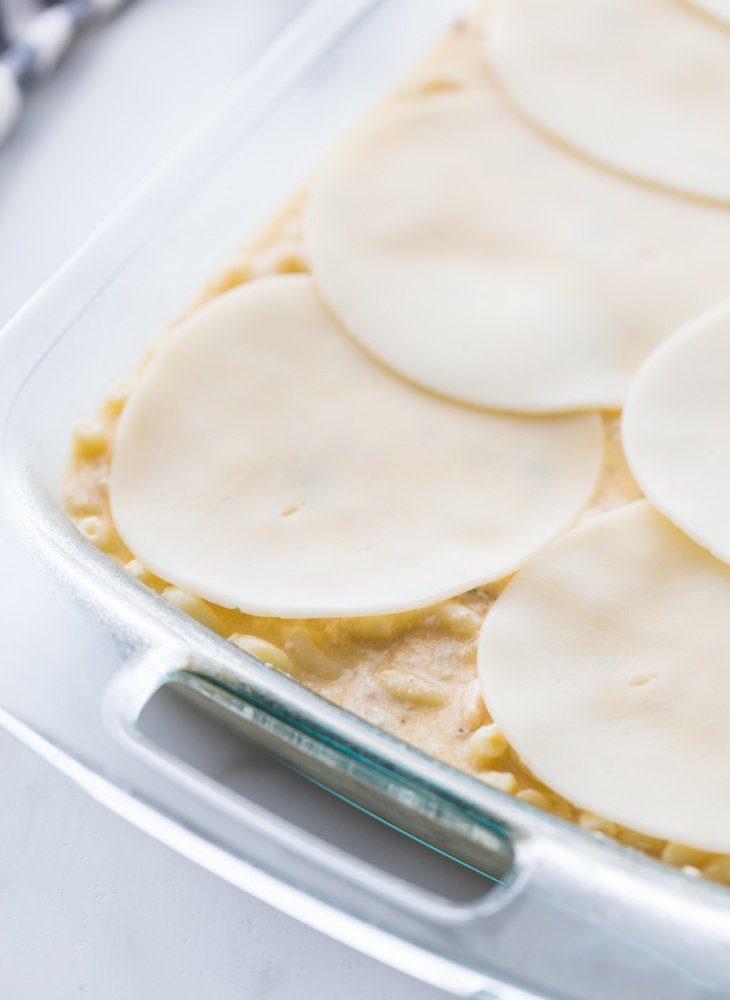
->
left=0, top=0, right=128, bottom=145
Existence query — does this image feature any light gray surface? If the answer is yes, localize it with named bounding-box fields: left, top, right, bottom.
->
left=0, top=3, right=452, bottom=997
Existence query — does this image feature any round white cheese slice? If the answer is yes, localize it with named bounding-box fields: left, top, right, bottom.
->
left=488, top=0, right=730, bottom=203
left=110, top=275, right=603, bottom=618
left=623, top=301, right=730, bottom=566
left=478, top=501, right=730, bottom=853
left=307, top=91, right=730, bottom=415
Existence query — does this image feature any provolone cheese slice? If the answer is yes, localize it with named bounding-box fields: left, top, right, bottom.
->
left=623, top=301, right=730, bottom=566
left=478, top=501, right=730, bottom=853
left=111, top=276, right=603, bottom=618
left=488, top=0, right=730, bottom=203
left=687, top=0, right=730, bottom=25
left=307, top=92, right=730, bottom=414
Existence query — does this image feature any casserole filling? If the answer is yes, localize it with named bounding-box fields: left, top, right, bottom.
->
left=64, top=4, right=730, bottom=882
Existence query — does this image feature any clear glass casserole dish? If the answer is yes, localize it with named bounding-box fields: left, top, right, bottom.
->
left=1, top=1, right=729, bottom=996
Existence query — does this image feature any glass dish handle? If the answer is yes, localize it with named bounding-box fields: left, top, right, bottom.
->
left=4, top=636, right=730, bottom=1000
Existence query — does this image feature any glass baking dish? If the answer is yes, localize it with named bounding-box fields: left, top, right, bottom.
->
left=1, top=1, right=729, bottom=996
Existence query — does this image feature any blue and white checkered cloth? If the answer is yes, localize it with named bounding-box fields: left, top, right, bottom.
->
left=0, top=0, right=128, bottom=144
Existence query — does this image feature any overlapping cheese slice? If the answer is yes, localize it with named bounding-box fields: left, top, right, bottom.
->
left=110, top=275, right=603, bottom=618
left=478, top=501, right=730, bottom=852
left=307, top=91, right=730, bottom=415
left=488, top=0, right=730, bottom=203
left=623, top=301, right=730, bottom=566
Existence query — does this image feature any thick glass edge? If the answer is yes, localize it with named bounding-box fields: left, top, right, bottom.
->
left=0, top=703, right=495, bottom=999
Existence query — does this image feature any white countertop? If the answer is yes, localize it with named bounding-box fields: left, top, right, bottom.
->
left=0, top=4, right=454, bottom=996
